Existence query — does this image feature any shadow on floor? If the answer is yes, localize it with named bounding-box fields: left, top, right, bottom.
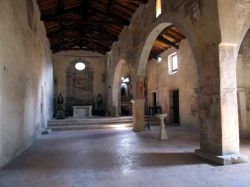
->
left=1, top=151, right=209, bottom=173
left=134, top=152, right=208, bottom=167
left=38, top=130, right=130, bottom=145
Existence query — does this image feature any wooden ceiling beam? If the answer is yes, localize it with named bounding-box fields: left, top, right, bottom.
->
left=41, top=4, right=130, bottom=26
left=62, top=47, right=107, bottom=53
left=91, top=6, right=130, bottom=26
left=157, top=36, right=179, bottom=49
left=51, top=41, right=110, bottom=53
left=168, top=29, right=185, bottom=40
left=118, top=0, right=148, bottom=4
left=46, top=23, right=119, bottom=41
left=37, top=0, right=147, bottom=53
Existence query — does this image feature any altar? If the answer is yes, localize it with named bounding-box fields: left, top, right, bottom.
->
left=73, top=106, right=93, bottom=118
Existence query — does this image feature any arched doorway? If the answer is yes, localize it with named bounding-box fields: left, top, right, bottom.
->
left=112, top=60, right=133, bottom=116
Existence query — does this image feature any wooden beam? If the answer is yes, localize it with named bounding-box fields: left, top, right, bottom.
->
left=46, top=23, right=119, bottom=41
left=157, top=36, right=179, bottom=49
left=41, top=4, right=130, bottom=26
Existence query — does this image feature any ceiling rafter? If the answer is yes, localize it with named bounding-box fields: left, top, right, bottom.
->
left=149, top=25, right=186, bottom=60
left=37, top=0, right=148, bottom=53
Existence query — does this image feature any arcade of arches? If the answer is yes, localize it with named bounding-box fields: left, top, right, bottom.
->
left=1, top=0, right=250, bottom=186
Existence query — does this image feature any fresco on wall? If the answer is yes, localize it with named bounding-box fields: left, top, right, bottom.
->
left=184, top=0, right=203, bottom=23
left=65, top=60, right=94, bottom=116
left=246, top=91, right=250, bottom=112
left=170, top=0, right=183, bottom=11
left=208, top=95, right=221, bottom=144
left=201, top=44, right=219, bottom=95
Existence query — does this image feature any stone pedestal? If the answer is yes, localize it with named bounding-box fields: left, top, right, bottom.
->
left=156, top=114, right=168, bottom=140
left=131, top=99, right=145, bottom=132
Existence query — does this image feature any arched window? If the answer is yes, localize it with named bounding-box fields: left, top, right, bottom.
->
left=156, top=0, right=162, bottom=18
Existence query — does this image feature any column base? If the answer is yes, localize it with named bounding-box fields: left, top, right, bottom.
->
left=133, top=128, right=144, bottom=132
left=195, top=149, right=248, bottom=165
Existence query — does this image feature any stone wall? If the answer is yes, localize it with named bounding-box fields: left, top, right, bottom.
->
left=0, top=0, right=53, bottom=167
left=237, top=29, right=250, bottom=137
left=53, top=51, right=106, bottom=114
left=146, top=40, right=199, bottom=129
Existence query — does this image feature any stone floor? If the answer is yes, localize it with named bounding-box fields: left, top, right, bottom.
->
left=0, top=126, right=250, bottom=187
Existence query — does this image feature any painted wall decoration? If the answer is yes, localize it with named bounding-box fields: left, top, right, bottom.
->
left=246, top=91, right=250, bottom=112
left=190, top=95, right=198, bottom=116
left=184, top=0, right=203, bottom=24
left=136, top=77, right=145, bottom=99
left=170, top=0, right=183, bottom=11
left=201, top=44, right=220, bottom=95
left=208, top=95, right=221, bottom=144
left=65, top=60, right=94, bottom=116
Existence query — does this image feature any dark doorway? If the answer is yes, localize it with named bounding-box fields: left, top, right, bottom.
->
left=172, top=90, right=179, bottom=124
left=152, top=92, right=157, bottom=106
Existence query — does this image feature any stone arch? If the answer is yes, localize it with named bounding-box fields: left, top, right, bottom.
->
left=236, top=26, right=250, bottom=137
left=131, top=13, right=202, bottom=133
left=136, top=13, right=200, bottom=78
left=237, top=11, right=250, bottom=53
left=112, top=59, right=131, bottom=116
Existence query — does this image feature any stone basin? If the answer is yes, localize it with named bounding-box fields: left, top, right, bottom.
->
left=155, top=113, right=168, bottom=119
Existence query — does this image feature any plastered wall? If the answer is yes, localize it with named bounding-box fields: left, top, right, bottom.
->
left=53, top=51, right=106, bottom=110
left=0, top=0, right=53, bottom=167
left=146, top=40, right=199, bottom=129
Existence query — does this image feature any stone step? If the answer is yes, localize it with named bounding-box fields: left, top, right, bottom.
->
left=48, top=116, right=133, bottom=127
left=46, top=116, right=160, bottom=131
left=47, top=123, right=133, bottom=131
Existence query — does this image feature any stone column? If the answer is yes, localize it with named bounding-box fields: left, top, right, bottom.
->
left=131, top=76, right=145, bottom=132
left=131, top=99, right=145, bottom=131
left=115, top=105, right=120, bottom=116
left=195, top=44, right=248, bottom=165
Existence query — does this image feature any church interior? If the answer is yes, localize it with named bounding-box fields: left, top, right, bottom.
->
left=1, top=0, right=250, bottom=186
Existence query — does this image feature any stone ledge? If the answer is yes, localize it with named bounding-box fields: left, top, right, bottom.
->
left=195, top=149, right=248, bottom=165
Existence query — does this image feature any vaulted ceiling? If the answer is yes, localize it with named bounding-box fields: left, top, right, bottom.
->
left=37, top=0, right=148, bottom=54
